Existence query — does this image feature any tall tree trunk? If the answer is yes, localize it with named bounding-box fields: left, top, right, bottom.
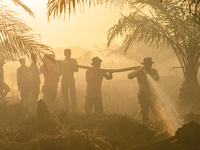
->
left=179, top=63, right=200, bottom=114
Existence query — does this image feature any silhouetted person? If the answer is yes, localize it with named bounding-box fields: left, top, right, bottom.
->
left=128, top=57, right=159, bottom=123
left=59, top=49, right=78, bottom=113
left=40, top=54, right=59, bottom=111
left=17, top=58, right=31, bottom=107
left=29, top=54, right=41, bottom=111
left=85, top=57, right=113, bottom=116
left=0, top=59, right=10, bottom=103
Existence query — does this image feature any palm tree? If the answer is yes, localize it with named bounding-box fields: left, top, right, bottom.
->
left=0, top=1, right=52, bottom=63
left=106, top=0, right=200, bottom=114
left=181, top=0, right=200, bottom=24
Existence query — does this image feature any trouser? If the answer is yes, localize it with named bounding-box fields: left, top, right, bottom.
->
left=29, top=82, right=40, bottom=111
left=84, top=96, right=103, bottom=115
left=0, top=82, right=11, bottom=101
left=61, top=82, right=76, bottom=113
left=42, top=85, right=57, bottom=110
left=138, top=92, right=157, bottom=123
left=20, top=86, right=31, bottom=107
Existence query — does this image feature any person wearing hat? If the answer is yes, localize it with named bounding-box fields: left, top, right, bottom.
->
left=0, top=59, right=10, bottom=104
left=128, top=57, right=159, bottom=123
left=85, top=56, right=113, bottom=116
left=17, top=58, right=31, bottom=107
left=59, top=49, right=79, bottom=113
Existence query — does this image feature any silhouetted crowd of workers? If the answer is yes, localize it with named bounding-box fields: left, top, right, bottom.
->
left=0, top=49, right=160, bottom=123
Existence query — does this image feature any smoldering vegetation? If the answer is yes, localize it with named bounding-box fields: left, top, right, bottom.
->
left=0, top=71, right=200, bottom=150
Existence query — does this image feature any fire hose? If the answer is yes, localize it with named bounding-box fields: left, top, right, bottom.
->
left=72, top=64, right=141, bottom=73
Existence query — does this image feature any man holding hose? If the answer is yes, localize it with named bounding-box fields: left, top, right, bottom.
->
left=85, top=57, right=113, bottom=116
left=128, top=57, right=159, bottom=123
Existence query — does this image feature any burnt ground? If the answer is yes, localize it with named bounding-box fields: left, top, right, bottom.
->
left=0, top=101, right=200, bottom=150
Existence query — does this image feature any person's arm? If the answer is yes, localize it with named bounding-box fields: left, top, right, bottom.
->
left=148, top=69, right=159, bottom=81
left=103, top=70, right=113, bottom=80
left=17, top=69, right=21, bottom=91
left=72, top=59, right=79, bottom=72
left=128, top=67, right=141, bottom=79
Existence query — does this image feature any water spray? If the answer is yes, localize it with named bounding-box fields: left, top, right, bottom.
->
left=146, top=74, right=184, bottom=135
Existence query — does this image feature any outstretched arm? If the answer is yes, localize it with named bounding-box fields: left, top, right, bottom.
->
left=103, top=70, right=113, bottom=80
left=72, top=59, right=79, bottom=72
left=128, top=67, right=142, bottom=79
left=148, top=69, right=159, bottom=81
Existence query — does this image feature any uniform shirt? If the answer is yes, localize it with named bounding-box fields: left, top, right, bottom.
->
left=128, top=68, right=159, bottom=93
left=29, top=63, right=41, bottom=84
left=17, top=66, right=31, bottom=88
left=41, top=63, right=59, bottom=87
left=60, top=58, right=78, bottom=83
left=86, top=68, right=113, bottom=98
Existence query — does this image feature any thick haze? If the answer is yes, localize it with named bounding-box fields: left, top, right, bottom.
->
left=2, top=0, right=124, bottom=51
left=0, top=0, right=185, bottom=117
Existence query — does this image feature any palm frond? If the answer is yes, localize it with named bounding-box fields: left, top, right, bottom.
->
left=9, top=0, right=35, bottom=17
left=46, top=0, right=94, bottom=21
left=0, top=5, right=51, bottom=64
left=46, top=0, right=127, bottom=20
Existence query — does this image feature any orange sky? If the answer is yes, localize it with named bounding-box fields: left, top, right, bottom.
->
left=1, top=0, right=125, bottom=49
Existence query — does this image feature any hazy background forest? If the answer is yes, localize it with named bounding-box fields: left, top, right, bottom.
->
left=1, top=0, right=198, bottom=119
left=3, top=43, right=184, bottom=120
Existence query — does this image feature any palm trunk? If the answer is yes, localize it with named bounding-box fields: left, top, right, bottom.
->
left=179, top=63, right=200, bottom=114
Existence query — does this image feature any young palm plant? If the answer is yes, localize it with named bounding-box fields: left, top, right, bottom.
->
left=107, top=0, right=200, bottom=114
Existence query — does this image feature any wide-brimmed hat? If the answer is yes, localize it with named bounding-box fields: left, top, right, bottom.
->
left=91, top=57, right=102, bottom=66
left=141, top=57, right=154, bottom=65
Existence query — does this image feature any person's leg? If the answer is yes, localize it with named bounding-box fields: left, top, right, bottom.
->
left=138, top=93, right=149, bottom=123
left=140, top=103, right=149, bottom=123
left=61, top=83, right=70, bottom=112
left=84, top=96, right=93, bottom=115
left=42, top=86, right=48, bottom=108
left=29, top=83, right=40, bottom=111
left=69, top=82, right=76, bottom=112
left=94, top=97, right=103, bottom=115
left=47, top=86, right=57, bottom=112
left=20, top=87, right=30, bottom=107
left=25, top=87, right=31, bottom=108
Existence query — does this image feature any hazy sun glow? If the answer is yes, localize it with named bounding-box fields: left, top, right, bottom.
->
left=1, top=0, right=125, bottom=50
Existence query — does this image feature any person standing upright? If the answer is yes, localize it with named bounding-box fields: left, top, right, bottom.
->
left=128, top=57, right=159, bottom=123
left=59, top=49, right=78, bottom=113
left=17, top=58, right=31, bottom=107
left=29, top=54, right=41, bottom=111
left=40, top=54, right=59, bottom=111
left=0, top=59, right=10, bottom=104
left=85, top=57, right=113, bottom=116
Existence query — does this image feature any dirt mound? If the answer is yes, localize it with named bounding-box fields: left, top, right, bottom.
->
left=0, top=110, right=162, bottom=150
left=1, top=102, right=200, bottom=150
